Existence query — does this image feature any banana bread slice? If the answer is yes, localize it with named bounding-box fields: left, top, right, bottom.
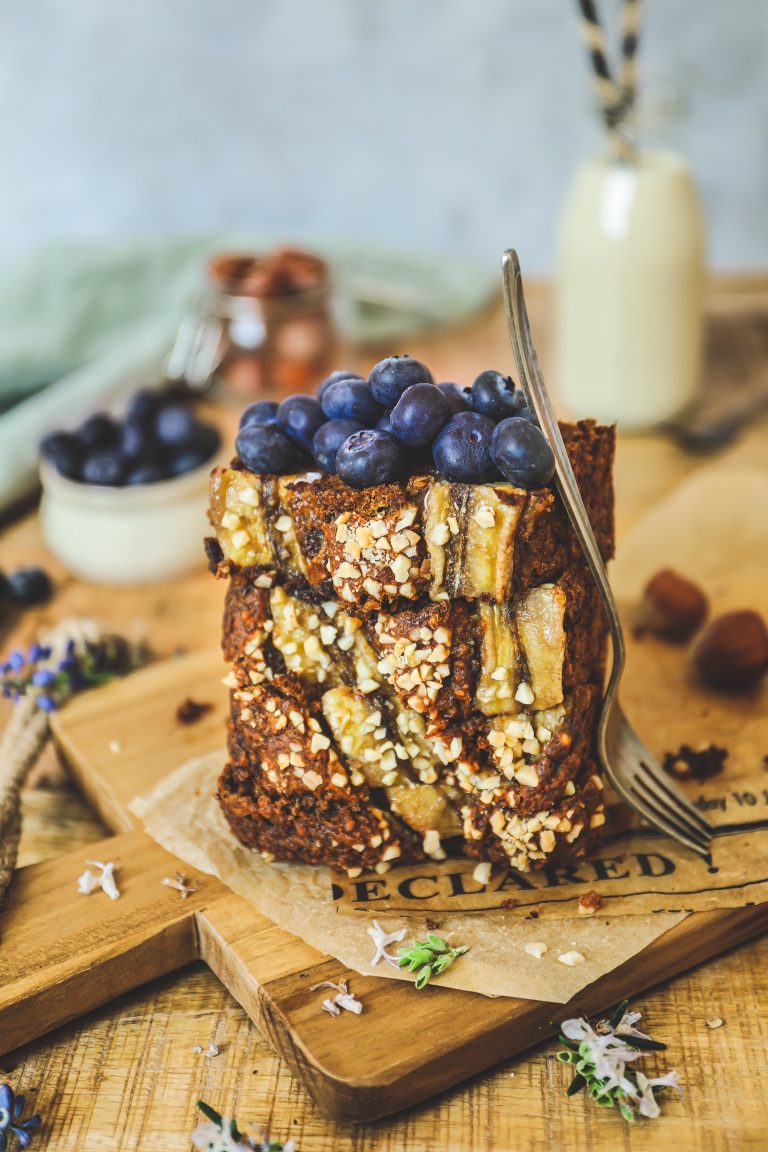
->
left=210, top=420, right=615, bottom=875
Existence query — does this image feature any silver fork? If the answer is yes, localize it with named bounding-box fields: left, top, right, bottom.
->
left=501, top=249, right=713, bottom=859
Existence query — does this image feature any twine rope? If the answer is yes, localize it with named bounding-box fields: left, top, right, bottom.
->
left=0, top=617, right=137, bottom=910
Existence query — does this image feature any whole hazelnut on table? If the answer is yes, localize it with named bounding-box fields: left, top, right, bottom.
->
left=638, top=568, right=709, bottom=642
left=691, top=610, right=768, bottom=690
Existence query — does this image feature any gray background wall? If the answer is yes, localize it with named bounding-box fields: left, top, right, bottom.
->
left=1, top=0, right=766, bottom=275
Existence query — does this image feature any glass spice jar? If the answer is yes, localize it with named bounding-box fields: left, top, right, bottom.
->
left=167, top=247, right=339, bottom=400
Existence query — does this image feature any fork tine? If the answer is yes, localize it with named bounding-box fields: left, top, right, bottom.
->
left=629, top=779, right=712, bottom=854
left=627, top=790, right=712, bottom=859
left=635, top=760, right=714, bottom=835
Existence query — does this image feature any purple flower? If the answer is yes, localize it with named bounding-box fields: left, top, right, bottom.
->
left=27, top=644, right=43, bottom=664
left=7, top=651, right=24, bottom=673
left=0, top=1083, right=41, bottom=1150
left=35, top=695, right=56, bottom=714
left=31, top=670, right=56, bottom=688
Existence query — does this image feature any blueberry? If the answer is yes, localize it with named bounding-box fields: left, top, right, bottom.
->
left=470, top=370, right=520, bottom=422
left=390, top=383, right=451, bottom=448
left=166, top=427, right=221, bottom=475
left=39, top=430, right=83, bottom=480
left=432, top=412, right=497, bottom=483
left=368, top=355, right=433, bottom=408
left=236, top=422, right=299, bottom=474
left=126, top=388, right=164, bottom=425
left=317, top=370, right=363, bottom=401
left=155, top=404, right=200, bottom=446
left=82, top=452, right=127, bottom=486
left=320, top=378, right=382, bottom=426
left=276, top=394, right=326, bottom=454
left=6, top=566, right=53, bottom=606
left=312, top=419, right=364, bottom=473
left=336, top=429, right=405, bottom=489
left=125, top=461, right=167, bottom=485
left=239, top=399, right=279, bottom=428
left=490, top=418, right=555, bottom=489
left=79, top=412, right=121, bottom=450
left=437, top=382, right=471, bottom=414
left=121, top=419, right=152, bottom=460
left=375, top=410, right=394, bottom=433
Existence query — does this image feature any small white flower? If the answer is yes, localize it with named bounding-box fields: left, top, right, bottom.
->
left=312, top=979, right=363, bottom=1017
left=77, top=860, right=120, bottom=900
left=334, top=991, right=363, bottom=1015
left=367, top=919, right=407, bottom=968
left=191, top=1118, right=252, bottom=1152
left=161, top=873, right=199, bottom=899
left=634, top=1070, right=682, bottom=1118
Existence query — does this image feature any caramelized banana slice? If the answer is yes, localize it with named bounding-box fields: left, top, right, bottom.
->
left=209, top=467, right=273, bottom=568
left=387, top=784, right=462, bottom=838
left=476, top=602, right=520, bottom=715
left=515, top=583, right=567, bottom=709
left=321, top=685, right=408, bottom=787
left=424, top=481, right=526, bottom=601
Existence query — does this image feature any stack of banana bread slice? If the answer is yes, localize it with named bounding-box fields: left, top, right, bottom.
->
left=207, top=420, right=615, bottom=876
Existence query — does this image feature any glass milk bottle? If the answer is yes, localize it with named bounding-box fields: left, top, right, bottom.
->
left=555, top=150, right=705, bottom=429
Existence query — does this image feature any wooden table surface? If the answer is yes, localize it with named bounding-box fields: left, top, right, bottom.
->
left=3, top=281, right=768, bottom=1151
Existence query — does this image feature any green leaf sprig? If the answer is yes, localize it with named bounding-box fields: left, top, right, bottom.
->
left=397, top=933, right=469, bottom=989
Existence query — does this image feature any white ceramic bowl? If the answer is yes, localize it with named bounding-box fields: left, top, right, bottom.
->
left=39, top=456, right=220, bottom=585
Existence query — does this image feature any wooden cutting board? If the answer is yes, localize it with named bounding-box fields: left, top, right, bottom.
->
left=1, top=647, right=767, bottom=1123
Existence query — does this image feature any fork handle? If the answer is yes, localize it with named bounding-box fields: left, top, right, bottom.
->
left=501, top=250, right=626, bottom=686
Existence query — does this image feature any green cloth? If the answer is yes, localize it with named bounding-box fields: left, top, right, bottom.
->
left=0, top=237, right=496, bottom=510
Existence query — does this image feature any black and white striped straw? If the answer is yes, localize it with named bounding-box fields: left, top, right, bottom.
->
left=576, top=0, right=642, bottom=159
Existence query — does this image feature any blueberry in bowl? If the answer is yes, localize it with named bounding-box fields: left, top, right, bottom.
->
left=38, top=388, right=224, bottom=584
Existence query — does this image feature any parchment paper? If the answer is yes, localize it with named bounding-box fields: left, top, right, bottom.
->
left=130, top=752, right=684, bottom=1003
left=132, top=465, right=767, bottom=1001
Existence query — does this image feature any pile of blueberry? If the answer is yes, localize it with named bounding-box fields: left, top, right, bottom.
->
left=235, top=356, right=556, bottom=490
left=40, top=390, right=221, bottom=487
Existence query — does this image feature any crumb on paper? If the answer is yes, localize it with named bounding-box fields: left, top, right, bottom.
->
left=161, top=872, right=200, bottom=899
left=558, top=950, right=586, bottom=967
left=176, top=697, right=214, bottom=726
left=578, top=890, right=605, bottom=916
left=706, top=1017, right=724, bottom=1029
left=108, top=739, right=122, bottom=754
left=525, top=942, right=548, bottom=959
left=662, top=743, right=728, bottom=782
left=472, top=861, right=492, bottom=886
left=77, top=860, right=120, bottom=900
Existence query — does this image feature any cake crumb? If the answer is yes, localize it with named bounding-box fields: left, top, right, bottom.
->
left=176, top=697, right=214, bottom=726
left=706, top=1017, right=724, bottom=1029
left=524, top=941, right=547, bottom=959
left=662, top=743, right=728, bottom=782
left=578, top=890, right=605, bottom=916
left=558, top=950, right=586, bottom=967
left=108, top=739, right=122, bottom=754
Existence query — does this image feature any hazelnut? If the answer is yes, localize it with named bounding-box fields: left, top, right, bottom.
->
left=691, top=610, right=768, bottom=690
left=638, top=568, right=708, bottom=642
